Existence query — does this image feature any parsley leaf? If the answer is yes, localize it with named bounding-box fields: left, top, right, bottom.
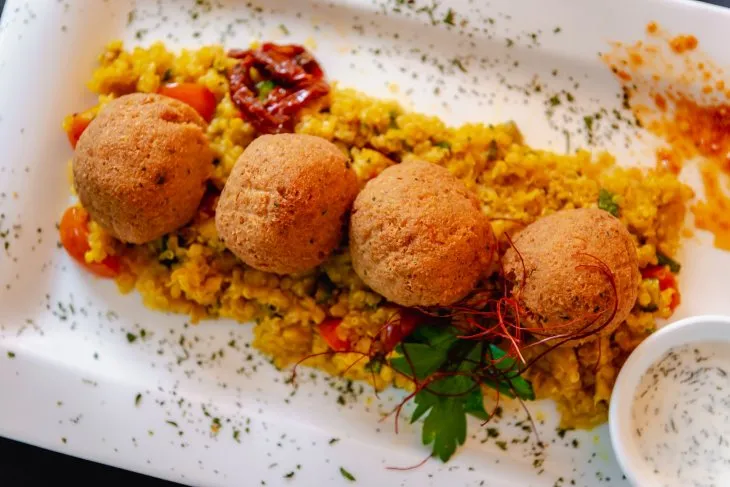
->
left=422, top=396, right=467, bottom=461
left=389, top=326, right=534, bottom=462
left=597, top=188, right=620, bottom=217
left=483, top=344, right=535, bottom=400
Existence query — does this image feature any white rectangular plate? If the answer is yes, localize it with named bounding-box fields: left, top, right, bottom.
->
left=2, top=0, right=730, bottom=485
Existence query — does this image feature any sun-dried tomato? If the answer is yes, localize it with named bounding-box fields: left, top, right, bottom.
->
left=228, top=43, right=330, bottom=134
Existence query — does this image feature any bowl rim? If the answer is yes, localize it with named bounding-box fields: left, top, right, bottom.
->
left=609, top=314, right=730, bottom=487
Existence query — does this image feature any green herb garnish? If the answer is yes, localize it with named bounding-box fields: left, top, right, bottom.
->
left=364, top=358, right=383, bottom=373
left=135, top=393, right=142, bottom=406
left=126, top=332, right=138, bottom=343
left=451, top=58, right=467, bottom=73
left=443, top=8, right=455, bottom=26
left=435, top=141, right=451, bottom=150
left=657, top=252, right=681, bottom=273
left=388, top=110, right=399, bottom=129
left=390, top=326, right=534, bottom=462
left=256, top=80, right=276, bottom=101
left=485, top=140, right=499, bottom=162
left=339, top=467, right=356, bottom=481
left=597, top=188, right=619, bottom=217
left=583, top=115, right=595, bottom=143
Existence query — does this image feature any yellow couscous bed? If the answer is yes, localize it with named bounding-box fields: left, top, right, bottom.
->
left=65, top=41, right=693, bottom=429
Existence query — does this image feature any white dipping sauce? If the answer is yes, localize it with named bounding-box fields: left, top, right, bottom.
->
left=632, top=341, right=730, bottom=487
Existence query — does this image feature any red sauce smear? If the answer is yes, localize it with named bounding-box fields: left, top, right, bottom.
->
left=228, top=43, right=330, bottom=134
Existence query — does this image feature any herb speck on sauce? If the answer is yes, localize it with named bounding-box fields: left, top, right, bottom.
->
left=7, top=351, right=15, bottom=359
left=126, top=332, right=138, bottom=343
left=135, top=393, right=142, bottom=407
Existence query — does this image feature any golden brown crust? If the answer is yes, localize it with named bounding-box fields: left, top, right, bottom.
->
left=73, top=93, right=213, bottom=244
left=502, top=208, right=640, bottom=346
left=215, top=133, right=359, bottom=274
left=349, top=160, right=496, bottom=307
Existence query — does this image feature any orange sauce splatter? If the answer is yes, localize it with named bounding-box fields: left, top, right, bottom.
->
left=655, top=147, right=681, bottom=174
left=658, top=96, right=730, bottom=171
left=669, top=34, right=698, bottom=54
left=693, top=164, right=730, bottom=250
left=605, top=22, right=730, bottom=250
left=653, top=93, right=667, bottom=111
left=629, top=52, right=644, bottom=66
left=615, top=69, right=632, bottom=81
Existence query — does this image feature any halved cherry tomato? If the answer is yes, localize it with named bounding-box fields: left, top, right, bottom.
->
left=158, top=83, right=217, bottom=122
left=66, top=115, right=92, bottom=149
left=381, top=309, right=422, bottom=353
left=641, top=265, right=681, bottom=311
left=318, top=318, right=350, bottom=352
left=59, top=206, right=121, bottom=278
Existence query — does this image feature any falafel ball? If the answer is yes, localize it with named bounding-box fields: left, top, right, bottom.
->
left=349, top=160, right=496, bottom=307
left=216, top=134, right=359, bottom=274
left=73, top=93, right=213, bottom=244
left=502, top=208, right=640, bottom=346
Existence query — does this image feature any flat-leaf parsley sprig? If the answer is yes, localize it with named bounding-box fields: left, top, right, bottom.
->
left=389, top=325, right=534, bottom=462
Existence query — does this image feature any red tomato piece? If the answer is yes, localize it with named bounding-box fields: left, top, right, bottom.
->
left=668, top=290, right=681, bottom=311
left=381, top=309, right=422, bottom=352
left=66, top=116, right=91, bottom=149
left=641, top=265, right=677, bottom=291
left=318, top=318, right=350, bottom=352
left=158, top=83, right=217, bottom=122
left=59, top=206, right=121, bottom=278
left=641, top=265, right=680, bottom=311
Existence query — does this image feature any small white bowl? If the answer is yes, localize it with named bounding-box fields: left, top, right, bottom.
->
left=609, top=314, right=730, bottom=487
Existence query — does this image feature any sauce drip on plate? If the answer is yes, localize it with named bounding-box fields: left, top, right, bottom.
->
left=632, top=342, right=730, bottom=486
left=603, top=23, right=730, bottom=250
